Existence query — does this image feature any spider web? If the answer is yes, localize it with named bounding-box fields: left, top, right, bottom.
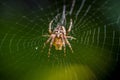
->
left=0, top=0, right=120, bottom=80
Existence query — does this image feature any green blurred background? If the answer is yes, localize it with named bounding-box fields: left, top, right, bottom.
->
left=0, top=0, right=120, bottom=80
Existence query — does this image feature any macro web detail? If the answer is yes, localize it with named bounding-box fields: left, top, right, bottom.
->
left=0, top=0, right=120, bottom=80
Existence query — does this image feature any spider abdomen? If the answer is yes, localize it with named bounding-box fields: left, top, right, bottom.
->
left=53, top=38, right=63, bottom=50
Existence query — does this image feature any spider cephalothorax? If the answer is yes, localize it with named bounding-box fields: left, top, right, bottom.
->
left=43, top=19, right=76, bottom=57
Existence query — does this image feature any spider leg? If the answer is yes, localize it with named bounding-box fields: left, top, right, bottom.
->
left=48, top=36, right=55, bottom=57
left=67, top=36, right=76, bottom=40
left=42, top=35, right=50, bottom=37
left=64, top=37, right=73, bottom=53
left=67, top=19, right=72, bottom=33
left=49, top=20, right=53, bottom=34
left=43, top=37, right=51, bottom=50
left=61, top=36, right=66, bottom=56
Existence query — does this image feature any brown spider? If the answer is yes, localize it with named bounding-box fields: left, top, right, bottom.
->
left=42, top=19, right=76, bottom=57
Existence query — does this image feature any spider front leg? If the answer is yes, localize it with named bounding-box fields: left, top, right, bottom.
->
left=49, top=20, right=53, bottom=34
left=67, top=19, right=72, bottom=33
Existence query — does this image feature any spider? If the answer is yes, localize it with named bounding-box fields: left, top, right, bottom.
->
left=42, top=19, right=76, bottom=57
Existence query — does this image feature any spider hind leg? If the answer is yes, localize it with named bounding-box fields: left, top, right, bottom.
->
left=65, top=38, right=74, bottom=53
left=48, top=36, right=55, bottom=57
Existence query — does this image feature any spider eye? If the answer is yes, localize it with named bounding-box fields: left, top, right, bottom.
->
left=55, top=31, right=58, bottom=33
